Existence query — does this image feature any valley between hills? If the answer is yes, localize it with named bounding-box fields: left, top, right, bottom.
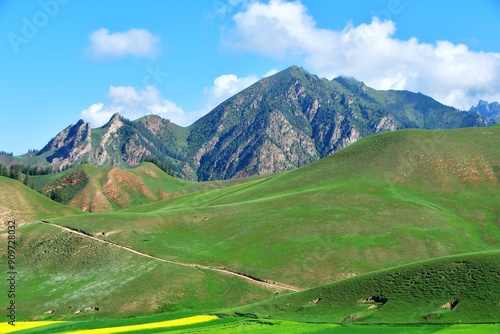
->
left=0, top=68, right=499, bottom=333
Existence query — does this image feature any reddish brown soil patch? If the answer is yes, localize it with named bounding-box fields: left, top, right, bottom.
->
left=103, top=168, right=157, bottom=205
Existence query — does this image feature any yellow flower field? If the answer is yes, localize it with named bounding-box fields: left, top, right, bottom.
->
left=0, top=315, right=217, bottom=333
left=68, top=315, right=218, bottom=334
left=0, top=321, right=65, bottom=333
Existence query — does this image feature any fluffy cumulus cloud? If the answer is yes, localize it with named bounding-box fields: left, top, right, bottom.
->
left=197, top=69, right=279, bottom=118
left=87, top=28, right=161, bottom=59
left=225, top=0, right=500, bottom=109
left=203, top=73, right=259, bottom=111
left=80, top=86, right=185, bottom=127
left=81, top=70, right=278, bottom=127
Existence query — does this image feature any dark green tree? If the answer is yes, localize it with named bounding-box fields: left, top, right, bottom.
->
left=0, top=164, right=9, bottom=177
left=49, top=188, right=63, bottom=202
left=9, top=165, right=22, bottom=181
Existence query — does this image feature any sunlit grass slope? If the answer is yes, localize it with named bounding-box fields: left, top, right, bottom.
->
left=30, top=162, right=248, bottom=212
left=0, top=222, right=278, bottom=320
left=51, top=127, right=499, bottom=290
left=228, top=250, right=500, bottom=324
left=0, top=176, right=83, bottom=225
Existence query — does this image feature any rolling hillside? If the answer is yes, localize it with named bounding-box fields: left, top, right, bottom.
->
left=8, top=126, right=498, bottom=323
left=48, top=126, right=499, bottom=290
left=0, top=176, right=83, bottom=226
left=228, top=250, right=500, bottom=324
left=28, top=162, right=224, bottom=212
left=0, top=222, right=278, bottom=320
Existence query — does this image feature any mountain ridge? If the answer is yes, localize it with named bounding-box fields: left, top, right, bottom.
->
left=2, top=66, right=492, bottom=181
left=470, top=99, right=500, bottom=123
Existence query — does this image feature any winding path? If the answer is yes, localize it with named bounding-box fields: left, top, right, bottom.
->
left=40, top=220, right=301, bottom=292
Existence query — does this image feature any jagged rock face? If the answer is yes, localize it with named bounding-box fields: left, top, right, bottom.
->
left=265, top=110, right=319, bottom=166
left=122, top=135, right=151, bottom=166
left=187, top=66, right=488, bottom=180
left=375, top=115, right=398, bottom=133
left=38, top=114, right=152, bottom=169
left=139, top=114, right=168, bottom=134
left=37, top=113, right=186, bottom=170
left=86, top=113, right=155, bottom=167
left=39, top=120, right=92, bottom=168
left=470, top=100, right=500, bottom=123
left=31, top=66, right=489, bottom=181
left=91, top=114, right=124, bottom=166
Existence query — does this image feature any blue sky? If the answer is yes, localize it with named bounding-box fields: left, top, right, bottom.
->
left=1, top=0, right=500, bottom=155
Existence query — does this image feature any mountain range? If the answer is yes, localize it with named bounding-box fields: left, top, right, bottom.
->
left=469, top=99, right=500, bottom=123
left=0, top=66, right=493, bottom=181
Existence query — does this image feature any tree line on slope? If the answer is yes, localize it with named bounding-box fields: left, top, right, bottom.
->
left=0, top=163, right=70, bottom=183
left=0, top=156, right=175, bottom=204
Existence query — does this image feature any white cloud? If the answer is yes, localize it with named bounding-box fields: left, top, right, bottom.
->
left=195, top=69, right=278, bottom=120
left=80, top=103, right=112, bottom=127
left=81, top=69, right=277, bottom=127
left=225, top=0, right=500, bottom=109
left=263, top=68, right=279, bottom=77
left=203, top=73, right=259, bottom=111
left=80, top=86, right=185, bottom=127
left=87, top=28, right=161, bottom=60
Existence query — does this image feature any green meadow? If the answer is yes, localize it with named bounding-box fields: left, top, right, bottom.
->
left=228, top=250, right=500, bottom=324
left=50, top=127, right=500, bottom=289
left=1, top=126, right=499, bottom=331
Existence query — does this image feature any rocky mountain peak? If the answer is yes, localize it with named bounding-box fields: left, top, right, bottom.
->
left=14, top=67, right=492, bottom=181
left=186, top=67, right=488, bottom=181
left=38, top=119, right=91, bottom=168
left=75, top=119, right=86, bottom=126
left=470, top=100, right=500, bottom=122
left=104, top=113, right=122, bottom=127
left=39, top=120, right=90, bottom=153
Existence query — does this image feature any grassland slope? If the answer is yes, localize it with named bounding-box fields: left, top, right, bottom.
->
left=0, top=222, right=279, bottom=320
left=30, top=163, right=242, bottom=212
left=228, top=250, right=500, bottom=324
left=0, top=176, right=82, bottom=226
left=51, top=127, right=499, bottom=290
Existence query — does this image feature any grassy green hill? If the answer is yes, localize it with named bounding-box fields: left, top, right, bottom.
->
left=226, top=250, right=500, bottom=324
left=11, top=126, right=499, bottom=324
left=29, top=162, right=249, bottom=213
left=0, top=222, right=279, bottom=320
left=0, top=176, right=83, bottom=225
left=49, top=127, right=499, bottom=290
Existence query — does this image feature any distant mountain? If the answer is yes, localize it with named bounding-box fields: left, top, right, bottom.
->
left=469, top=100, right=500, bottom=123
left=186, top=66, right=488, bottom=180
left=2, top=113, right=188, bottom=175
left=3, top=66, right=490, bottom=181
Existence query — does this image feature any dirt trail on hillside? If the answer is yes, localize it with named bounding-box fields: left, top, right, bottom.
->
left=40, top=221, right=301, bottom=292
